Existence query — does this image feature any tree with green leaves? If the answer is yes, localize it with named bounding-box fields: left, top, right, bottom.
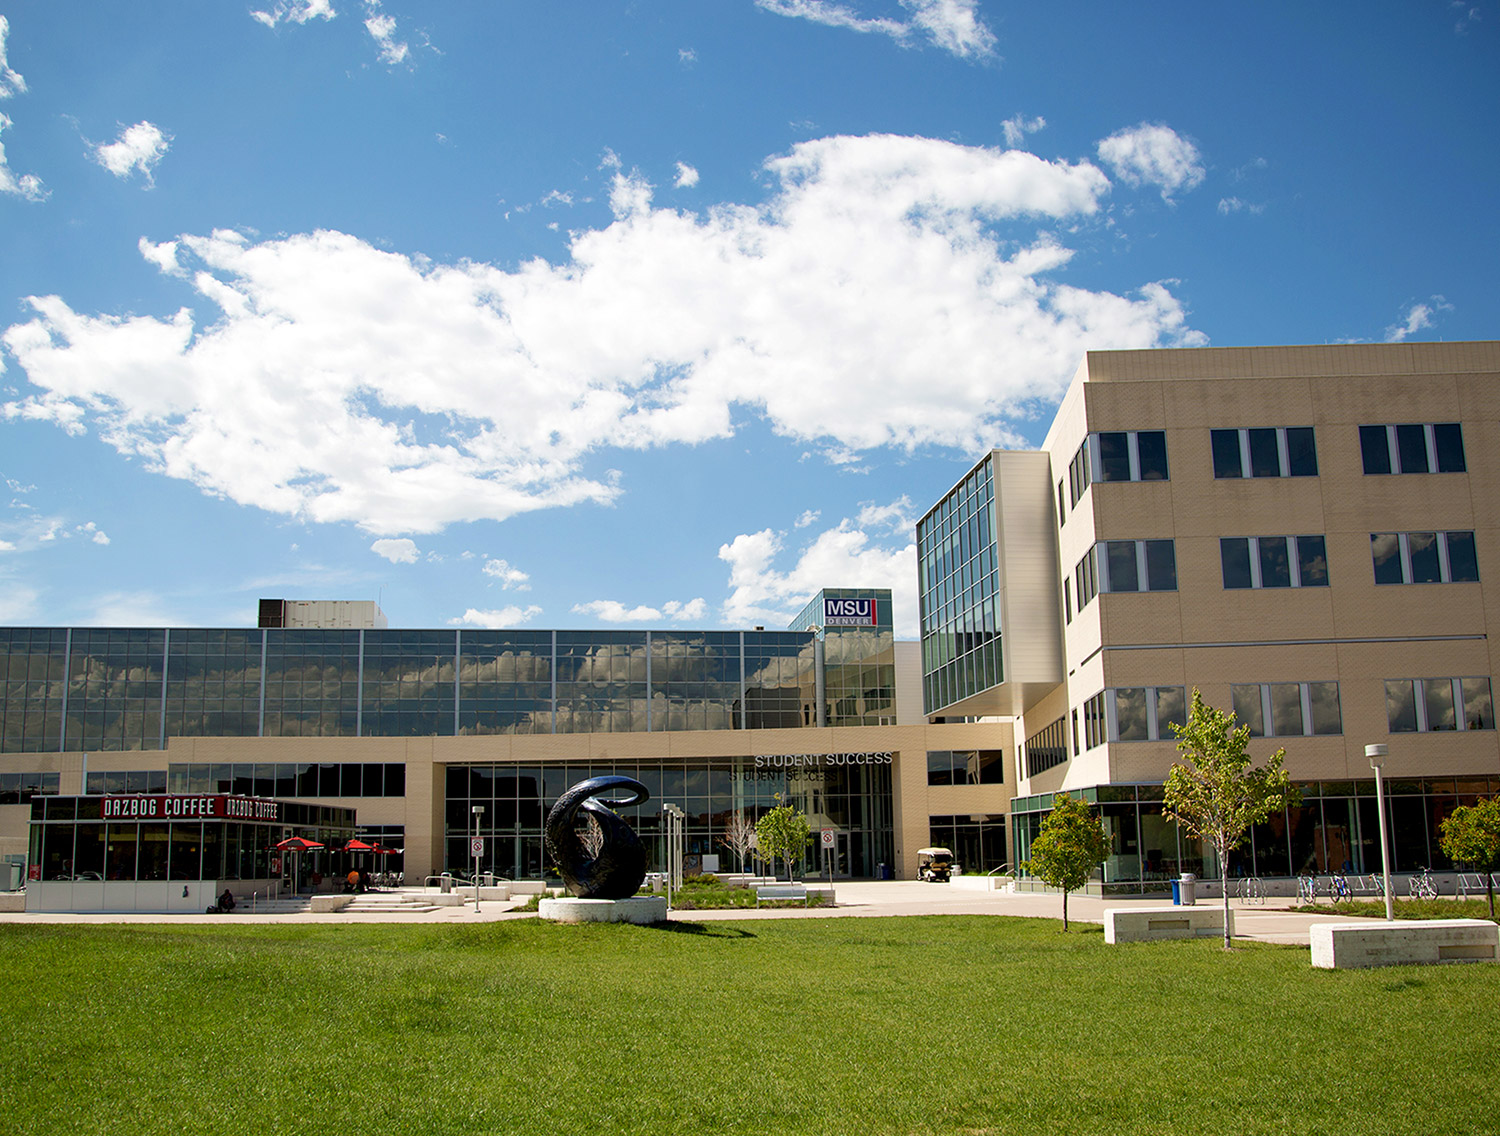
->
left=1022, top=792, right=1111, bottom=930
left=1165, top=688, right=1298, bottom=949
left=1439, top=797, right=1500, bottom=919
left=754, top=795, right=811, bottom=881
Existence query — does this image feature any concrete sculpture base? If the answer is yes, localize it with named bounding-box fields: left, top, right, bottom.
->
left=538, top=896, right=668, bottom=924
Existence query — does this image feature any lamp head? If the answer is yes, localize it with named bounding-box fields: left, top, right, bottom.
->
left=1365, top=743, right=1388, bottom=769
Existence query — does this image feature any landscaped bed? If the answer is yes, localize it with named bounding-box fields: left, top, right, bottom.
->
left=1, top=915, right=1496, bottom=1134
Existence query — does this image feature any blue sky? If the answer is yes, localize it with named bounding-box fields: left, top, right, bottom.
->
left=0, top=2, right=1495, bottom=638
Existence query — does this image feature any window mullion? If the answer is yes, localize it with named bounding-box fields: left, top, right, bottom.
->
left=1299, top=683, right=1312, bottom=737
left=1127, top=433, right=1141, bottom=481
left=1105, top=689, right=1118, bottom=742
left=1248, top=537, right=1263, bottom=588
left=1385, top=425, right=1399, bottom=474
left=1452, top=678, right=1466, bottom=731
left=1135, top=541, right=1148, bottom=590
left=1413, top=679, right=1429, bottom=731
left=1238, top=430, right=1252, bottom=479
left=1276, top=428, right=1290, bottom=477
left=1424, top=424, right=1438, bottom=473
left=1259, top=684, right=1273, bottom=737
left=1399, top=532, right=1413, bottom=583
left=1437, top=531, right=1452, bottom=583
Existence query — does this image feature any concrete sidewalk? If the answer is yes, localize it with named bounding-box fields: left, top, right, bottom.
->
left=0, top=879, right=1387, bottom=944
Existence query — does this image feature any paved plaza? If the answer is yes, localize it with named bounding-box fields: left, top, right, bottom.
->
left=0, top=880, right=1389, bottom=945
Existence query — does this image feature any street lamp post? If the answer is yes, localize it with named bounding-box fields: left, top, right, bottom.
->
left=1365, top=744, right=1395, bottom=922
left=471, top=804, right=485, bottom=913
left=662, top=804, right=684, bottom=910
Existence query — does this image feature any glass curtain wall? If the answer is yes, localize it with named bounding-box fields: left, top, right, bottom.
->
left=1012, top=777, right=1500, bottom=892
left=917, top=456, right=1001, bottom=715
left=445, top=758, right=894, bottom=880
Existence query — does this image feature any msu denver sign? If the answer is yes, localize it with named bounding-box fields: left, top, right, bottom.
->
left=824, top=597, right=878, bottom=627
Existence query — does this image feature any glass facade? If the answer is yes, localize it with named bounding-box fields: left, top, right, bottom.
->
left=444, top=755, right=894, bottom=879
left=1011, top=777, right=1500, bottom=894
left=917, top=456, right=1000, bottom=715
left=0, top=624, right=857, bottom=752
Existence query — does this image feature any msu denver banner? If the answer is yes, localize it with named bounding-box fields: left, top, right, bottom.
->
left=824, top=597, right=878, bottom=626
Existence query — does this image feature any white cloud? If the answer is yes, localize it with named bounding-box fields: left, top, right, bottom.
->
left=570, top=598, right=707, bottom=623
left=78, top=521, right=110, bottom=545
left=0, top=539, right=14, bottom=552
left=371, top=537, right=419, bottom=563
left=0, top=111, right=45, bottom=201
left=1216, top=196, right=1264, bottom=216
left=1, top=133, right=1202, bottom=536
left=78, top=591, right=177, bottom=626
left=794, top=509, right=821, bottom=529
left=92, top=121, right=171, bottom=185
left=1001, top=114, right=1045, bottom=148
left=1384, top=296, right=1453, bottom=343
left=251, top=1, right=336, bottom=29
left=448, top=605, right=543, bottom=628
left=482, top=558, right=530, bottom=589
left=364, top=2, right=409, bottom=65
left=718, top=504, right=919, bottom=637
left=678, top=47, right=697, bottom=64
left=674, top=161, right=700, bottom=188
left=756, top=0, right=995, bottom=60
left=0, top=578, right=38, bottom=620
left=1097, top=123, right=1204, bottom=201
left=0, top=15, right=28, bottom=98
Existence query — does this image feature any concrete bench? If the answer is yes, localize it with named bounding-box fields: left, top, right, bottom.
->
left=756, top=884, right=808, bottom=906
left=1105, top=905, right=1232, bottom=944
left=1311, top=919, right=1498, bottom=968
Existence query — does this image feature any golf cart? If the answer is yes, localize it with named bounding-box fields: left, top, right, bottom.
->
left=917, top=847, right=954, bottom=883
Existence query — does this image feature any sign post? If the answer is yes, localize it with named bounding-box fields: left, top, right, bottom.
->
left=471, top=805, right=485, bottom=913
left=821, top=827, right=836, bottom=883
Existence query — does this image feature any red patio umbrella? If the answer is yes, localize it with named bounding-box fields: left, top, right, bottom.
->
left=272, top=836, right=324, bottom=894
left=344, top=838, right=376, bottom=852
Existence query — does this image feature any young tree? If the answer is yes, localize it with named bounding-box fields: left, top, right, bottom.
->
left=754, top=795, right=811, bottom=882
left=718, top=810, right=756, bottom=873
left=1022, top=792, right=1111, bottom=930
left=1439, top=797, right=1500, bottom=918
left=1165, top=688, right=1298, bottom=950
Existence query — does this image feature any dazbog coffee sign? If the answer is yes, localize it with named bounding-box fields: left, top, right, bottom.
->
left=101, top=795, right=281, bottom=822
left=823, top=597, right=878, bottom=626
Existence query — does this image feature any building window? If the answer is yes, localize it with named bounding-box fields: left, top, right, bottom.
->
left=1359, top=423, right=1466, bottom=475
left=1082, top=692, right=1107, bottom=749
left=1220, top=535, right=1329, bottom=589
left=1076, top=541, right=1177, bottom=608
left=1024, top=718, right=1067, bottom=777
left=1232, top=682, right=1343, bottom=737
left=926, top=749, right=1005, bottom=786
left=1385, top=677, right=1495, bottom=732
left=1107, top=686, right=1186, bottom=742
left=1210, top=427, right=1318, bottom=479
left=1068, top=443, right=1091, bottom=507
left=1070, top=708, right=1080, bottom=756
left=1371, top=531, right=1479, bottom=584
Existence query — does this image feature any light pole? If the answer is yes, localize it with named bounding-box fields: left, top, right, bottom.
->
left=1365, top=744, right=1395, bottom=922
left=471, top=804, right=485, bottom=913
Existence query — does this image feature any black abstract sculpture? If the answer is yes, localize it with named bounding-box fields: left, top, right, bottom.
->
left=543, top=775, right=650, bottom=899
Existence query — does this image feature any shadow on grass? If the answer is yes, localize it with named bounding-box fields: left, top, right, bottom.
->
left=648, top=921, right=757, bottom=939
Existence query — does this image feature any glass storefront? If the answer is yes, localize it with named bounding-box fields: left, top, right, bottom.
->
left=1012, top=777, right=1500, bottom=892
left=443, top=755, right=894, bottom=881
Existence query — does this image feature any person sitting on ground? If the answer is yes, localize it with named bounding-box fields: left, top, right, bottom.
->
left=217, top=888, right=235, bottom=912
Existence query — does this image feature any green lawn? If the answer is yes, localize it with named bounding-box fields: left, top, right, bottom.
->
left=1, top=915, right=1497, bottom=1135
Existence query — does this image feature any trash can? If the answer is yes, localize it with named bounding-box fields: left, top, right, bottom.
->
left=439, top=875, right=452, bottom=894
left=877, top=863, right=891, bottom=880
left=1179, top=873, right=1197, bottom=906
left=1170, top=878, right=1181, bottom=905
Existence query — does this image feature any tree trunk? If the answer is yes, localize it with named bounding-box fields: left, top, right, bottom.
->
left=1219, top=846, right=1232, bottom=950
left=1061, top=887, right=1069, bottom=931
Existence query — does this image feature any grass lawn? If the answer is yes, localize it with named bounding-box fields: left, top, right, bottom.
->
left=2, top=914, right=1497, bottom=1135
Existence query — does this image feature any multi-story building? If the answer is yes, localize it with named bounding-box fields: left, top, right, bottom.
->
left=920, top=339, right=1500, bottom=892
left=9, top=339, right=1498, bottom=908
left=4, top=588, right=1013, bottom=906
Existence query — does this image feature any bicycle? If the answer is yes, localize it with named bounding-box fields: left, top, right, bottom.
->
left=1329, top=873, right=1351, bottom=902
left=1296, top=874, right=1318, bottom=904
left=1409, top=866, right=1439, bottom=900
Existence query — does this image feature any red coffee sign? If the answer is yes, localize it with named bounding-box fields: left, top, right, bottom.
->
left=101, top=795, right=281, bottom=822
